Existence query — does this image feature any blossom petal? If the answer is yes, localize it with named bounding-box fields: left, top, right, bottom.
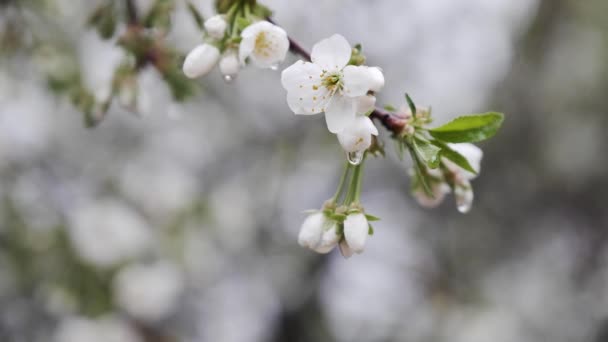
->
left=282, top=61, right=331, bottom=115
left=298, top=213, right=325, bottom=249
left=324, top=95, right=356, bottom=133
left=337, top=116, right=377, bottom=153
left=344, top=213, right=368, bottom=254
left=311, top=34, right=351, bottom=71
left=339, top=240, right=354, bottom=259
left=343, top=65, right=375, bottom=97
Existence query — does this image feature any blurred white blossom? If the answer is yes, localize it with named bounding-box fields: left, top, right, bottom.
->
left=68, top=200, right=152, bottom=267
left=113, top=262, right=184, bottom=322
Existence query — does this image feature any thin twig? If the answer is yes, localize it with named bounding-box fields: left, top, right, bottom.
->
left=126, top=0, right=138, bottom=25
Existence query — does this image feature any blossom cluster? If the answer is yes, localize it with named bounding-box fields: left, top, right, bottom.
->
left=183, top=12, right=289, bottom=81
left=180, top=2, right=503, bottom=258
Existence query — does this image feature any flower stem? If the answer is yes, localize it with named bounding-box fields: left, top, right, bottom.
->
left=332, top=162, right=351, bottom=203
left=353, top=154, right=367, bottom=202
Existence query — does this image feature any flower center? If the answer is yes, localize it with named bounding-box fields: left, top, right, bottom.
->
left=254, top=32, right=271, bottom=57
left=321, top=72, right=343, bottom=93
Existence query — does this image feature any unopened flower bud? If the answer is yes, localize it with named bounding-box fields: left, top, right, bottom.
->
left=413, top=182, right=450, bottom=208
left=183, top=44, right=220, bottom=79
left=343, top=213, right=369, bottom=254
left=219, top=50, right=240, bottom=77
left=204, top=15, right=227, bottom=39
left=314, top=223, right=340, bottom=254
left=297, top=212, right=324, bottom=249
left=339, top=239, right=354, bottom=259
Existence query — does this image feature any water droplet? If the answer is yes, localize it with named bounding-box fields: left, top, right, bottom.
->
left=455, top=187, right=473, bottom=213
left=269, top=63, right=279, bottom=71
left=456, top=201, right=471, bottom=214
left=223, top=74, right=234, bottom=83
left=347, top=151, right=364, bottom=165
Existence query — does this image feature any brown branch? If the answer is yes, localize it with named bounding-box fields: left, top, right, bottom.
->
left=277, top=21, right=406, bottom=134
left=126, top=0, right=138, bottom=25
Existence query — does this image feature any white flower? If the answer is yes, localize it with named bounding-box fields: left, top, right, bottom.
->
left=68, top=200, right=151, bottom=268
left=298, top=212, right=339, bottom=254
left=239, top=21, right=289, bottom=68
left=413, top=182, right=451, bottom=208
left=336, top=115, right=378, bottom=153
left=113, top=262, right=184, bottom=322
left=204, top=15, right=227, bottom=39
left=54, top=316, right=141, bottom=342
left=343, top=212, right=369, bottom=254
left=183, top=43, right=220, bottom=78
left=281, top=34, right=384, bottom=133
left=219, top=49, right=240, bottom=77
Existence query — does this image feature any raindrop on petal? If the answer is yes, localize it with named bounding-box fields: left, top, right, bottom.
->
left=269, top=63, right=279, bottom=71
left=347, top=151, right=364, bottom=165
left=223, top=74, right=234, bottom=83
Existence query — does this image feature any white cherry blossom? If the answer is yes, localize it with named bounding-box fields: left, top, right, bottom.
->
left=281, top=34, right=384, bottom=133
left=239, top=21, right=289, bottom=68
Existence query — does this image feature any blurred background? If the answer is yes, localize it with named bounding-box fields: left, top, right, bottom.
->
left=1, top=0, right=608, bottom=341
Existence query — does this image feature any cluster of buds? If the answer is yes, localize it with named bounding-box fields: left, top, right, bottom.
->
left=298, top=160, right=379, bottom=258
left=183, top=2, right=289, bottom=81
left=411, top=143, right=482, bottom=213
left=298, top=204, right=376, bottom=258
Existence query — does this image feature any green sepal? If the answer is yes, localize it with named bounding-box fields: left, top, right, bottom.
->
left=365, top=214, right=381, bottom=222
left=368, top=224, right=374, bottom=235
left=429, top=112, right=504, bottom=143
left=406, top=142, right=434, bottom=197
left=235, top=17, right=252, bottom=31
left=405, top=93, right=416, bottom=118
left=413, top=136, right=441, bottom=169
left=329, top=213, right=347, bottom=222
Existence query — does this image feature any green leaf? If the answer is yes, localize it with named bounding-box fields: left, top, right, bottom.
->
left=406, top=142, right=434, bottom=197
left=405, top=93, right=416, bottom=118
left=413, top=137, right=441, bottom=169
left=432, top=140, right=477, bottom=174
left=365, top=214, right=381, bottom=222
left=429, top=112, right=504, bottom=143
